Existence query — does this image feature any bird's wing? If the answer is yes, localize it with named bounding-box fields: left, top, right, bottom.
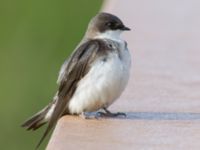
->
left=56, top=59, right=69, bottom=85
left=36, top=39, right=106, bottom=149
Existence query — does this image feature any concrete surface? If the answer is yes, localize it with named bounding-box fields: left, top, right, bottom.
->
left=47, top=0, right=200, bottom=149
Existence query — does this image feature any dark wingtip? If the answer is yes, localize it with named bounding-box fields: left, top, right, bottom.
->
left=35, top=124, right=52, bottom=150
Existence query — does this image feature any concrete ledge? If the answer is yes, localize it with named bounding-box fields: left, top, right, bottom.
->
left=47, top=115, right=200, bottom=150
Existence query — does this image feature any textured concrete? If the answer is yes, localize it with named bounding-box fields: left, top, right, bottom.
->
left=47, top=116, right=200, bottom=150
left=47, top=0, right=200, bottom=149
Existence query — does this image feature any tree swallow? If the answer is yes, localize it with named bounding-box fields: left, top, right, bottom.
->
left=22, top=12, right=131, bottom=149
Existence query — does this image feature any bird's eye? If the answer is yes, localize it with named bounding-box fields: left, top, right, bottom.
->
left=105, top=22, right=112, bottom=27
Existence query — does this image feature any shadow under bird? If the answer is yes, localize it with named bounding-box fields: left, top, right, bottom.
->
left=22, top=12, right=131, bottom=149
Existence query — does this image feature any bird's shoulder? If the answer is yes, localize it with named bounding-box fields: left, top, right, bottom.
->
left=77, top=38, right=112, bottom=53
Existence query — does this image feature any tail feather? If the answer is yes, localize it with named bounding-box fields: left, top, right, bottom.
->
left=21, top=105, right=51, bottom=131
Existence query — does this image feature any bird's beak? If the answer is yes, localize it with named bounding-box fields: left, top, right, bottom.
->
left=122, top=26, right=131, bottom=31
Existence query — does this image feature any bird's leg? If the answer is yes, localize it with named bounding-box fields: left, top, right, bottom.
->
left=80, top=112, right=99, bottom=119
left=97, top=108, right=126, bottom=118
left=80, top=112, right=89, bottom=119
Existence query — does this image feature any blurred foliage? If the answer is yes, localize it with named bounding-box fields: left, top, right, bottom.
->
left=0, top=0, right=102, bottom=149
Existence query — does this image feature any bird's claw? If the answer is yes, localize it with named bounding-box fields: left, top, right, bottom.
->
left=97, top=108, right=126, bottom=118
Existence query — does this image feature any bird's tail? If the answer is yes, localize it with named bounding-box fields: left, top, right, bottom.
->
left=21, top=103, right=54, bottom=131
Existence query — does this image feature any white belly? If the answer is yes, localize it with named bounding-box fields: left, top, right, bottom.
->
left=68, top=48, right=131, bottom=114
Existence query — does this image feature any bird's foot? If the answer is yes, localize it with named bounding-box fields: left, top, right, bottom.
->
left=80, top=112, right=99, bottom=119
left=97, top=108, right=126, bottom=118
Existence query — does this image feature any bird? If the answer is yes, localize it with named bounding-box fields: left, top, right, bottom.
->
left=21, top=12, right=131, bottom=149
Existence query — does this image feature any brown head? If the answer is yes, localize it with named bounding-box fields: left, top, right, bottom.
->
left=85, top=12, right=130, bottom=39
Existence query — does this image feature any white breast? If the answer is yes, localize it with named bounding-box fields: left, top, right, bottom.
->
left=68, top=32, right=131, bottom=114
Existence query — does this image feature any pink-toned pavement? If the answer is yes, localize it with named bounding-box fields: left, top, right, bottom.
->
left=47, top=0, right=200, bottom=150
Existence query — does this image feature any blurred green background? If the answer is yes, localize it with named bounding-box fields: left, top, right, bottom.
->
left=0, top=0, right=102, bottom=149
